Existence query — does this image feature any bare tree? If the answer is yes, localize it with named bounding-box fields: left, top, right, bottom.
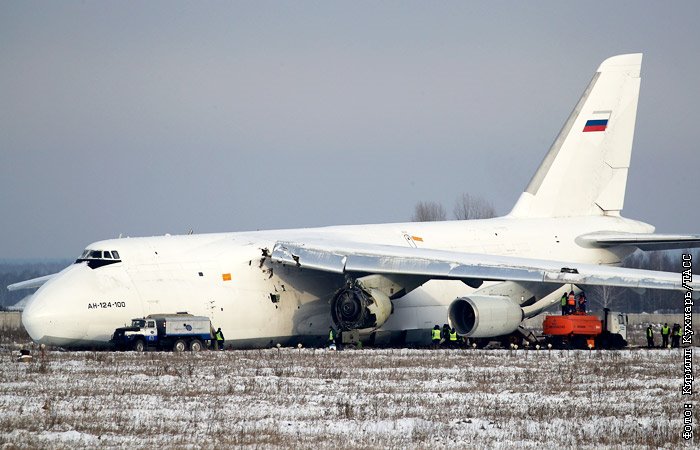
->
left=587, top=284, right=624, bottom=311
left=411, top=201, right=447, bottom=222
left=453, top=193, right=496, bottom=220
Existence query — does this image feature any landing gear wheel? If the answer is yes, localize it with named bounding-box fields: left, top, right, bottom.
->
left=173, top=339, right=187, bottom=352
left=189, top=339, right=203, bottom=352
left=133, top=339, right=146, bottom=352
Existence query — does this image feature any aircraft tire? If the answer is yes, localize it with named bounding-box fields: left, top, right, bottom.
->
left=173, top=339, right=187, bottom=353
left=189, top=339, right=203, bottom=352
left=133, top=339, right=146, bottom=353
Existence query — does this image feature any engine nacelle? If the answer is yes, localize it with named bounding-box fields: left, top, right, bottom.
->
left=448, top=295, right=523, bottom=337
left=331, top=285, right=392, bottom=331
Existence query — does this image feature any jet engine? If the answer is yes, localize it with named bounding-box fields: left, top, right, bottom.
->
left=448, top=295, right=523, bottom=337
left=331, top=284, right=392, bottom=331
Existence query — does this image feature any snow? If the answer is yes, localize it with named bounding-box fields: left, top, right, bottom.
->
left=0, top=347, right=697, bottom=448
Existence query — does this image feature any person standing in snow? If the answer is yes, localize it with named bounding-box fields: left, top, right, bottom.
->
left=441, top=324, right=450, bottom=346
left=661, top=323, right=670, bottom=348
left=215, top=328, right=225, bottom=350
left=431, top=325, right=442, bottom=348
left=671, top=323, right=681, bottom=348
left=449, top=328, right=458, bottom=348
left=328, top=326, right=337, bottom=349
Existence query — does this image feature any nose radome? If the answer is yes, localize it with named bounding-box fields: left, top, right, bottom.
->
left=21, top=264, right=92, bottom=346
left=21, top=292, right=49, bottom=343
left=22, top=279, right=76, bottom=345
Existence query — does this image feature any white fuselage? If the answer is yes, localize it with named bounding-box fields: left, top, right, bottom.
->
left=21, top=215, right=653, bottom=348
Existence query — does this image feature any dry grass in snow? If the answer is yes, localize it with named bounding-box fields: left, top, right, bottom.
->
left=0, top=344, right=697, bottom=449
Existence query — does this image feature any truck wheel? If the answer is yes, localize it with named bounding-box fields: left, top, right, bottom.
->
left=133, top=339, right=146, bottom=352
left=189, top=339, right=203, bottom=352
left=173, top=339, right=187, bottom=352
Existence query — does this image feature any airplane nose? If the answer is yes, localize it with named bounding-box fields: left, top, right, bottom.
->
left=22, top=264, right=90, bottom=346
left=22, top=280, right=74, bottom=345
left=21, top=297, right=46, bottom=343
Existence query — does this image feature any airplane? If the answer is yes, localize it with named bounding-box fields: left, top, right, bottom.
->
left=10, top=53, right=700, bottom=349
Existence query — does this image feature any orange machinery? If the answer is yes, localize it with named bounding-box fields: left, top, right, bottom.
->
left=538, top=309, right=628, bottom=349
left=543, top=313, right=602, bottom=336
left=542, top=313, right=603, bottom=348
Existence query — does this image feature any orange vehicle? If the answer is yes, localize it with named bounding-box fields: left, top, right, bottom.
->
left=542, top=308, right=628, bottom=349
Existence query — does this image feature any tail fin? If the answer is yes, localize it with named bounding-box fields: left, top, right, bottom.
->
left=509, top=53, right=642, bottom=218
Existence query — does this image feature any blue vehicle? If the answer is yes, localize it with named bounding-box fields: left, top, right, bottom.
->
left=111, top=313, right=212, bottom=352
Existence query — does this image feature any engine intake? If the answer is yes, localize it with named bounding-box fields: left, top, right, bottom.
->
left=331, top=285, right=392, bottom=331
left=448, top=295, right=523, bottom=337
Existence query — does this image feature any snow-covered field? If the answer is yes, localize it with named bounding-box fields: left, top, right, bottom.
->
left=0, top=345, right=697, bottom=449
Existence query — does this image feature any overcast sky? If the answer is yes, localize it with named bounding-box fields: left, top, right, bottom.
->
left=1, top=2, right=699, bottom=259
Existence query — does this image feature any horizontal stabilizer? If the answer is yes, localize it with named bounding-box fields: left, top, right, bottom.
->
left=579, top=232, right=700, bottom=251
left=7, top=274, right=56, bottom=291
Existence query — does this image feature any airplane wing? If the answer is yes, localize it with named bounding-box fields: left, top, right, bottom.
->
left=7, top=274, right=56, bottom=291
left=271, top=240, right=697, bottom=292
left=578, top=232, right=700, bottom=251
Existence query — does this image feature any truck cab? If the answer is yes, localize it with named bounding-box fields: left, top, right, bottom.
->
left=601, top=308, right=628, bottom=347
left=131, top=319, right=158, bottom=344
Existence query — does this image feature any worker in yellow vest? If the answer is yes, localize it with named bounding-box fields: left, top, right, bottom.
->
left=431, top=325, right=442, bottom=348
left=661, top=323, right=670, bottom=348
left=449, top=327, right=458, bottom=348
left=328, top=326, right=337, bottom=349
left=560, top=293, right=567, bottom=315
left=646, top=325, right=654, bottom=348
left=215, top=328, right=225, bottom=351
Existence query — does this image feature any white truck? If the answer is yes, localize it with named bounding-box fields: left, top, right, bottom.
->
left=111, top=313, right=213, bottom=352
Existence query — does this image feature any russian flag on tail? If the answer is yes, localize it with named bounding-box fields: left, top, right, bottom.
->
left=583, top=110, right=612, bottom=132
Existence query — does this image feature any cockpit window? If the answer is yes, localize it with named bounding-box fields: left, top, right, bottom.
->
left=75, top=248, right=123, bottom=269
left=131, top=319, right=145, bottom=328
left=78, top=249, right=122, bottom=260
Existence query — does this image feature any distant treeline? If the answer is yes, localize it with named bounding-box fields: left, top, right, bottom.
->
left=0, top=260, right=71, bottom=309
left=585, top=249, right=699, bottom=314
left=0, top=251, right=696, bottom=312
